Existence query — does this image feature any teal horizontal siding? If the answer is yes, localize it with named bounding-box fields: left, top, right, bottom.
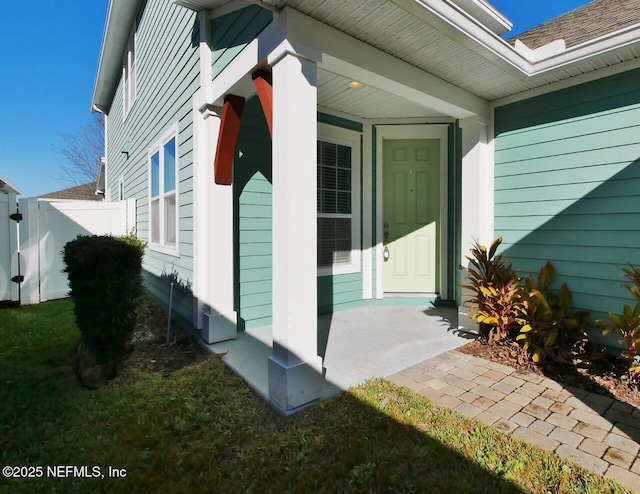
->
left=495, top=104, right=640, bottom=152
left=234, top=99, right=369, bottom=328
left=143, top=269, right=193, bottom=330
left=318, top=273, right=363, bottom=314
left=211, top=5, right=272, bottom=80
left=495, top=71, right=640, bottom=134
left=240, top=267, right=272, bottom=283
left=494, top=68, right=640, bottom=347
left=235, top=98, right=273, bottom=330
left=239, top=242, right=271, bottom=256
left=240, top=280, right=271, bottom=296
left=496, top=213, right=640, bottom=232
left=105, top=0, right=199, bottom=318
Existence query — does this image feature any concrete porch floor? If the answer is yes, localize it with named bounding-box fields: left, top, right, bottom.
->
left=205, top=304, right=475, bottom=406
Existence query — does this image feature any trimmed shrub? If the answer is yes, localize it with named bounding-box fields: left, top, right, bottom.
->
left=63, top=234, right=145, bottom=378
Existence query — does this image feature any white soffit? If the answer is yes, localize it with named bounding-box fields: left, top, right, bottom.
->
left=318, top=69, right=447, bottom=119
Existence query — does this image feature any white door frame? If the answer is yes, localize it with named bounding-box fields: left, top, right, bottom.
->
left=375, top=124, right=449, bottom=299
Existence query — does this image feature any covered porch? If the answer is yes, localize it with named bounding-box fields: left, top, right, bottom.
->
left=206, top=304, right=475, bottom=411
left=188, top=2, right=494, bottom=411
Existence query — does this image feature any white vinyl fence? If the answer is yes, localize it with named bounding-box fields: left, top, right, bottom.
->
left=5, top=197, right=136, bottom=305
left=0, top=193, right=20, bottom=304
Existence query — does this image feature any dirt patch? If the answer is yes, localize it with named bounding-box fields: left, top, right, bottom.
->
left=76, top=298, right=211, bottom=388
left=457, top=339, right=640, bottom=409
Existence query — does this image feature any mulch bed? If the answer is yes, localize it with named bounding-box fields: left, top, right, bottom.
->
left=457, top=339, right=640, bottom=409
left=76, top=298, right=211, bottom=389
left=125, top=299, right=211, bottom=376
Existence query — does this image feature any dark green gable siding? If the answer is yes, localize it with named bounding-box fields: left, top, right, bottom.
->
left=211, top=5, right=273, bottom=80
left=494, top=68, right=640, bottom=341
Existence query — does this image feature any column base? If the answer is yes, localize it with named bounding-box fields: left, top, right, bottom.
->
left=268, top=355, right=323, bottom=411
left=202, top=311, right=237, bottom=344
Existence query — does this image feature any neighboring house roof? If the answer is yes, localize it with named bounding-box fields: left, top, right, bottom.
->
left=40, top=182, right=103, bottom=201
left=0, top=174, right=22, bottom=195
left=510, top=0, right=640, bottom=50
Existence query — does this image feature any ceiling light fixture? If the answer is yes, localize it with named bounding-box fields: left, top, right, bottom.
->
left=348, top=81, right=363, bottom=88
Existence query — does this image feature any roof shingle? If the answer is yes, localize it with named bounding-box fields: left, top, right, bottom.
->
left=509, top=0, right=640, bottom=50
left=39, top=182, right=103, bottom=201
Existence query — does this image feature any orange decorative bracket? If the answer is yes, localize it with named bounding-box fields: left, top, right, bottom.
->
left=252, top=70, right=273, bottom=139
left=214, top=94, right=245, bottom=185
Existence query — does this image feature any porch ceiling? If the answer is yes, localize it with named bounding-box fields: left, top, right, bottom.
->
left=317, top=69, right=446, bottom=119
left=271, top=0, right=522, bottom=101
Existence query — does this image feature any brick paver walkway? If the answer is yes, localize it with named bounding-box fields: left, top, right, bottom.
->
left=387, top=350, right=640, bottom=492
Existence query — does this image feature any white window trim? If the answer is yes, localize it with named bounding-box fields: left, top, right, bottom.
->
left=148, top=124, right=179, bottom=257
left=317, top=122, right=361, bottom=277
left=122, top=22, right=136, bottom=120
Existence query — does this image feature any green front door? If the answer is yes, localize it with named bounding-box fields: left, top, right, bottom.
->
left=383, top=139, right=440, bottom=294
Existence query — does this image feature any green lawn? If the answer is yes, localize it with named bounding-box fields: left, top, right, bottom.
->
left=0, top=300, right=629, bottom=493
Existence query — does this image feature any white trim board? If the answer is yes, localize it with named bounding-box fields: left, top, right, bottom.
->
left=317, top=122, right=362, bottom=278
left=375, top=124, right=449, bottom=300
left=362, top=123, right=373, bottom=300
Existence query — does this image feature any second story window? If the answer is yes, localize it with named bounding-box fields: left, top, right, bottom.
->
left=123, top=24, right=136, bottom=118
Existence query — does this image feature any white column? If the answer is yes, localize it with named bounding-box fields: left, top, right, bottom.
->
left=193, top=96, right=238, bottom=343
left=362, top=123, right=373, bottom=299
left=458, top=116, right=491, bottom=332
left=268, top=52, right=323, bottom=411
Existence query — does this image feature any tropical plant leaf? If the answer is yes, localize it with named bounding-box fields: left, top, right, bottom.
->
left=488, top=237, right=502, bottom=260
left=532, top=347, right=545, bottom=363
left=538, top=262, right=556, bottom=291
left=557, top=284, right=572, bottom=310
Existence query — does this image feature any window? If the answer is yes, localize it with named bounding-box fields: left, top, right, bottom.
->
left=118, top=176, right=124, bottom=201
left=122, top=24, right=136, bottom=118
left=149, top=126, right=178, bottom=254
left=317, top=124, right=361, bottom=276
